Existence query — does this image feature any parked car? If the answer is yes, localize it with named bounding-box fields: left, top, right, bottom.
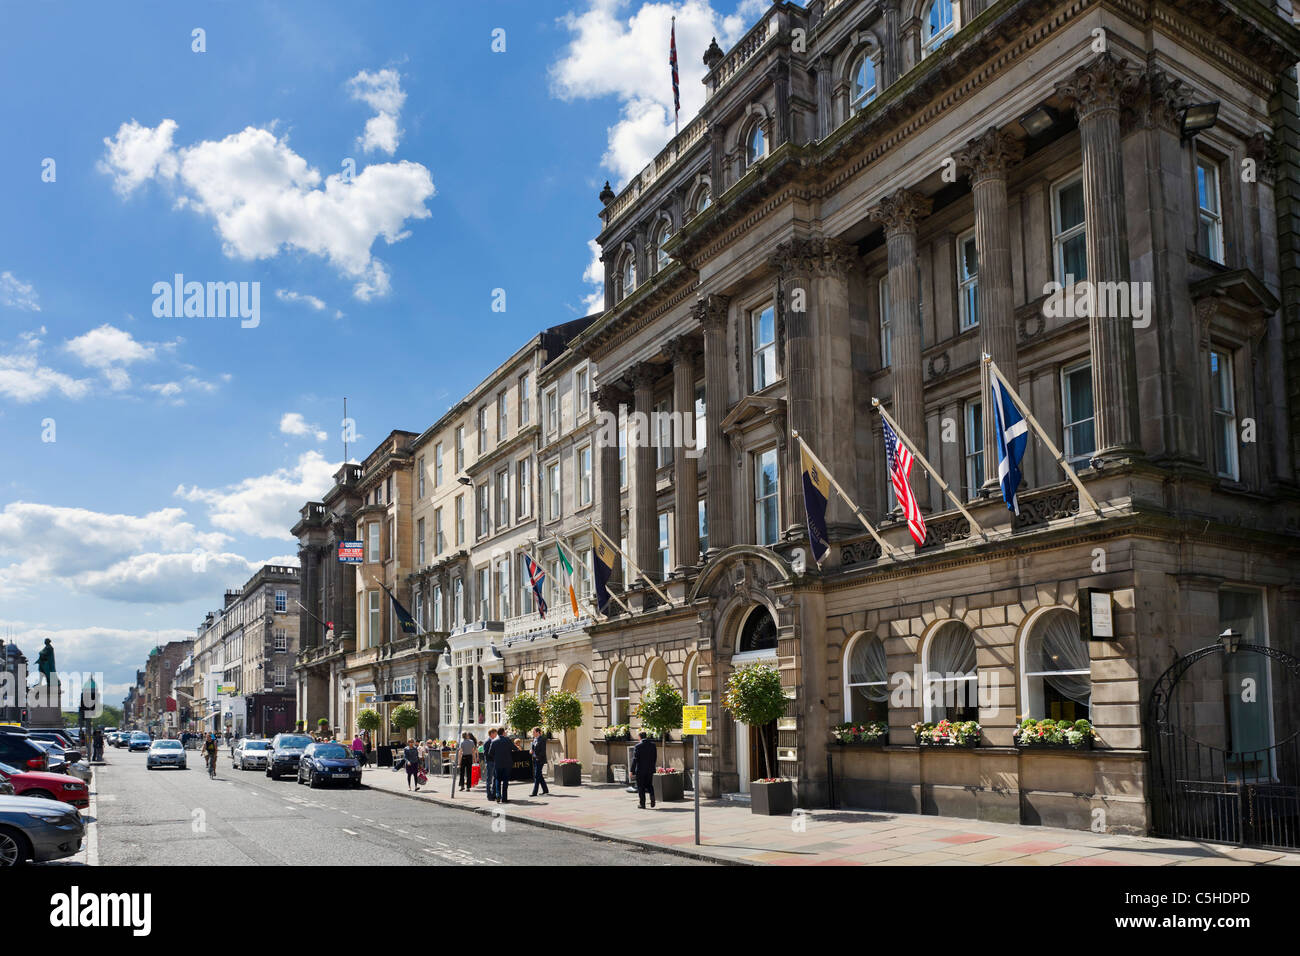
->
left=128, top=732, right=151, bottom=752
left=145, top=739, right=187, bottom=770
left=0, top=734, right=50, bottom=773
left=233, top=739, right=270, bottom=771
left=265, top=733, right=313, bottom=780
left=26, top=741, right=91, bottom=784
left=296, top=742, right=362, bottom=789
left=0, top=761, right=89, bottom=809
left=0, top=795, right=85, bottom=866
left=26, top=730, right=74, bottom=750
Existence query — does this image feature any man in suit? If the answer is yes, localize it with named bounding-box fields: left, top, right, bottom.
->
left=529, top=726, right=549, bottom=796
left=483, top=727, right=498, bottom=800
left=631, top=731, right=657, bottom=809
left=487, top=728, right=517, bottom=803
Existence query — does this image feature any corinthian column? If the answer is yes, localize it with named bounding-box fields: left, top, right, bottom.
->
left=697, top=294, right=733, bottom=555
left=1057, top=54, right=1143, bottom=459
left=956, top=126, right=1023, bottom=490
left=667, top=336, right=700, bottom=572
left=871, top=188, right=932, bottom=506
left=628, top=363, right=660, bottom=583
left=595, top=382, right=629, bottom=589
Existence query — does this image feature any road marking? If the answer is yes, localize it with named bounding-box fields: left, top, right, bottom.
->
left=342, top=828, right=359, bottom=836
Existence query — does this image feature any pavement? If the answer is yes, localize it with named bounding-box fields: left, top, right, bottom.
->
left=362, top=765, right=1300, bottom=866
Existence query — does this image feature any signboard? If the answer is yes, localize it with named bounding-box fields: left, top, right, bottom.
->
left=681, top=705, right=707, bottom=735
left=216, top=684, right=236, bottom=695
left=380, top=693, right=417, bottom=703
left=1078, top=588, right=1114, bottom=640
left=489, top=673, right=506, bottom=694
left=338, top=540, right=364, bottom=564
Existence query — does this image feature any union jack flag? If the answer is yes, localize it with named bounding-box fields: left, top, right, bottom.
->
left=669, top=20, right=680, bottom=119
left=883, top=419, right=926, bottom=547
left=523, top=552, right=548, bottom=619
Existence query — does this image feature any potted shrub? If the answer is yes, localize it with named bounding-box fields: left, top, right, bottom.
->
left=506, top=692, right=543, bottom=739
left=543, top=690, right=585, bottom=784
left=723, top=662, right=793, bottom=815
left=831, top=721, right=889, bottom=745
left=391, top=704, right=419, bottom=737
left=636, top=680, right=684, bottom=765
left=652, top=766, right=685, bottom=802
left=1014, top=717, right=1096, bottom=750
left=356, top=709, right=381, bottom=736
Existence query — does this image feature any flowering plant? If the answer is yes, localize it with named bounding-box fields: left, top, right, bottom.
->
left=912, top=719, right=981, bottom=746
left=756, top=778, right=786, bottom=784
left=602, top=724, right=632, bottom=741
left=558, top=758, right=581, bottom=766
left=1014, top=718, right=1096, bottom=748
left=654, top=766, right=680, bottom=775
left=831, top=721, right=888, bottom=743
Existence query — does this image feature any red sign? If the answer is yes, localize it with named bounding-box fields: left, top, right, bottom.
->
left=165, top=697, right=177, bottom=712
left=338, top=541, right=364, bottom=563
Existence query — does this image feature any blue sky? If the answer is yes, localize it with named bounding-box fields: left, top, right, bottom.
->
left=0, top=0, right=765, bottom=700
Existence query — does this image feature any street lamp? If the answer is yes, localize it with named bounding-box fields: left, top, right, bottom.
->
left=1219, top=627, right=1242, bottom=654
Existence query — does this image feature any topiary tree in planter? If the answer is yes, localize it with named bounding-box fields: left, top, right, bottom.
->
left=391, top=704, right=419, bottom=736
left=636, top=680, right=684, bottom=769
left=316, top=717, right=331, bottom=739
left=505, top=692, right=543, bottom=739
left=543, top=690, right=585, bottom=785
left=723, top=662, right=791, bottom=814
left=356, top=708, right=381, bottom=737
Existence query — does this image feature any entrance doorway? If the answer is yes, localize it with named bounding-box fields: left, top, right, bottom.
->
left=561, top=666, right=595, bottom=773
left=736, top=718, right=779, bottom=793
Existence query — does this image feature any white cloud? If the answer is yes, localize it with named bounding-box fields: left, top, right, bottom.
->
left=97, top=118, right=180, bottom=195
left=0, top=621, right=197, bottom=699
left=99, top=117, right=435, bottom=301
left=280, top=412, right=327, bottom=442
left=174, top=450, right=338, bottom=539
left=580, top=239, right=605, bottom=314
left=0, top=271, right=41, bottom=311
left=76, top=550, right=258, bottom=604
left=65, top=324, right=158, bottom=390
left=275, top=288, right=327, bottom=311
left=348, top=68, right=407, bottom=155
left=144, top=375, right=222, bottom=405
left=0, top=330, right=91, bottom=403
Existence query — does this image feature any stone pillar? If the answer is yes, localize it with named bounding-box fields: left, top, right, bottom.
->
left=697, top=294, right=734, bottom=555
left=815, top=54, right=833, bottom=140
left=709, top=123, right=726, bottom=196
left=668, top=336, right=701, bottom=571
left=628, top=363, right=660, bottom=582
left=1058, top=54, right=1143, bottom=459
left=770, top=59, right=791, bottom=147
left=881, top=0, right=902, bottom=88
left=595, top=383, right=629, bottom=589
left=871, top=188, right=933, bottom=506
left=956, top=126, right=1023, bottom=491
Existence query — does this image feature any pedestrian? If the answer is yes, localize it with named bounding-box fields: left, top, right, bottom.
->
left=529, top=726, right=549, bottom=797
left=403, top=738, right=421, bottom=791
left=423, top=738, right=437, bottom=776
left=92, top=727, right=104, bottom=762
left=488, top=726, right=517, bottom=804
left=483, top=728, right=499, bottom=800
left=351, top=732, right=365, bottom=768
left=632, top=731, right=657, bottom=809
left=457, top=732, right=475, bottom=791
left=364, top=731, right=373, bottom=768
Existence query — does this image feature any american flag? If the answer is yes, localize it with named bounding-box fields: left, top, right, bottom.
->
left=523, top=552, right=548, bottom=619
left=669, top=19, right=680, bottom=120
left=883, top=419, right=927, bottom=546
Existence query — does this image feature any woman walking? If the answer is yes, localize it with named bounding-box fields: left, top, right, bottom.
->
left=403, top=738, right=421, bottom=791
left=351, top=733, right=365, bottom=769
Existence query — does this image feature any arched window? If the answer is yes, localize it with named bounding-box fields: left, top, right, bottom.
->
left=921, top=0, right=956, bottom=57
left=850, top=53, right=878, bottom=112
left=1021, top=609, right=1091, bottom=722
left=536, top=672, right=550, bottom=704
left=646, top=657, right=668, bottom=688
left=688, top=184, right=711, bottom=217
left=610, top=663, right=630, bottom=724
left=653, top=219, right=673, bottom=271
left=738, top=606, right=778, bottom=654
left=746, top=123, right=767, bottom=166
left=619, top=253, right=636, bottom=301
left=845, top=633, right=888, bottom=721
left=685, top=653, right=710, bottom=704
left=923, top=621, right=978, bottom=722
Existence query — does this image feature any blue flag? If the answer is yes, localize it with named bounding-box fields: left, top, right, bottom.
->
left=591, top=536, right=618, bottom=614
left=799, top=444, right=831, bottom=564
left=991, top=374, right=1029, bottom=515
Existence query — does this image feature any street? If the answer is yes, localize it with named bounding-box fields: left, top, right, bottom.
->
left=87, top=748, right=705, bottom=866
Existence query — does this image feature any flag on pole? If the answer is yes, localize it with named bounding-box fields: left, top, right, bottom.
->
left=669, top=18, right=680, bottom=121
left=377, top=581, right=418, bottom=635
left=882, top=420, right=927, bottom=547
left=522, top=553, right=548, bottom=619
left=991, top=373, right=1029, bottom=515
left=799, top=443, right=831, bottom=563
left=556, top=546, right=581, bottom=617
left=592, top=535, right=618, bottom=613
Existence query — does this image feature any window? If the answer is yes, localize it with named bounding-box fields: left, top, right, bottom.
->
left=698, top=499, right=708, bottom=555
left=417, top=456, right=426, bottom=498
left=654, top=219, right=673, bottom=271
left=657, top=511, right=671, bottom=578
left=497, top=390, right=509, bottom=441
left=432, top=584, right=443, bottom=631
left=455, top=494, right=465, bottom=545
left=578, top=548, right=593, bottom=600
left=964, top=399, right=984, bottom=498
left=434, top=442, right=444, bottom=486
left=850, top=53, right=878, bottom=112
left=1022, top=610, right=1091, bottom=722
left=477, top=405, right=488, bottom=456
left=1219, top=588, right=1272, bottom=775
left=621, top=536, right=629, bottom=583
left=274, top=589, right=287, bottom=613
left=1210, top=348, right=1238, bottom=480
left=434, top=508, right=444, bottom=555
left=367, top=591, right=381, bottom=648
left=738, top=606, right=778, bottom=653
left=694, top=382, right=707, bottom=468
left=496, top=467, right=510, bottom=530
left=417, top=517, right=426, bottom=566
left=845, top=634, right=888, bottom=722
left=1052, top=176, right=1087, bottom=284
left=478, top=567, right=491, bottom=621
left=488, top=684, right=503, bottom=726
left=414, top=591, right=424, bottom=631
left=1196, top=157, right=1225, bottom=264
left=517, top=457, right=531, bottom=519
left=537, top=673, right=551, bottom=703
left=610, top=664, right=630, bottom=724
left=957, top=230, right=979, bottom=330
left=577, top=444, right=593, bottom=507
left=924, top=621, right=978, bottom=722
left=518, top=372, right=531, bottom=425
left=752, top=305, right=777, bottom=391
left=546, top=558, right=562, bottom=611
left=442, top=681, right=453, bottom=727
left=477, top=484, right=490, bottom=538
left=367, top=522, right=380, bottom=563
left=547, top=460, right=561, bottom=520
left=618, top=409, right=628, bottom=488
left=686, top=654, right=711, bottom=704
left=274, top=664, right=287, bottom=689
left=274, top=628, right=288, bottom=652
left=879, top=278, right=892, bottom=368
left=576, top=365, right=590, bottom=416
left=455, top=426, right=465, bottom=472
left=620, top=254, right=636, bottom=301
left=688, top=184, right=711, bottom=217
left=453, top=578, right=464, bottom=628
left=746, top=123, right=767, bottom=166
left=497, top=559, right=511, bottom=620
left=1062, top=362, right=1096, bottom=466
left=545, top=386, right=559, bottom=436
left=755, top=448, right=780, bottom=546
left=655, top=398, right=672, bottom=467
left=386, top=476, right=392, bottom=503
left=921, top=0, right=955, bottom=57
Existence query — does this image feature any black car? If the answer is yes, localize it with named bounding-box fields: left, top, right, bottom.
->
left=296, top=742, right=362, bottom=789
left=0, top=733, right=50, bottom=773
left=265, top=733, right=313, bottom=780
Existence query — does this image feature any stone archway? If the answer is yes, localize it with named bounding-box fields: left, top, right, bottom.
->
left=561, top=665, right=596, bottom=773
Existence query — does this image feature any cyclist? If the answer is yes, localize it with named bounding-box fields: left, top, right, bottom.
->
left=203, top=734, right=218, bottom=777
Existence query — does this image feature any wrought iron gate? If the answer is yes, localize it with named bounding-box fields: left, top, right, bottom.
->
left=1147, top=642, right=1300, bottom=850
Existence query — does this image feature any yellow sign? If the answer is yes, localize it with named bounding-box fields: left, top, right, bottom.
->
left=681, top=705, right=708, bottom=735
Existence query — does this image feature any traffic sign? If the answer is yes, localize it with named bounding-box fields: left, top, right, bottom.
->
left=681, top=705, right=707, bottom=735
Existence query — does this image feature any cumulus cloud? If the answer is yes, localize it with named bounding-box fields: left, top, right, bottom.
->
left=348, top=68, right=407, bottom=155
left=0, top=330, right=91, bottom=403
left=174, top=450, right=338, bottom=539
left=65, top=324, right=158, bottom=390
left=580, top=239, right=605, bottom=314
left=275, top=289, right=326, bottom=311
left=99, top=115, right=435, bottom=301
left=280, top=412, right=327, bottom=442
left=143, top=375, right=223, bottom=405
left=0, top=271, right=41, bottom=311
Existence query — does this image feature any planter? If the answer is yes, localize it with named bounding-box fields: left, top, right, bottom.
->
left=916, top=736, right=981, bottom=748
left=652, top=772, right=684, bottom=802
left=554, top=762, right=582, bottom=786
left=833, top=737, right=888, bottom=747
left=1015, top=737, right=1094, bottom=751
left=750, top=779, right=794, bottom=816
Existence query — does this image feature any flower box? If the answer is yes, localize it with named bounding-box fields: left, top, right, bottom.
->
left=911, top=720, right=982, bottom=748
left=652, top=769, right=684, bottom=802
left=554, top=761, right=582, bottom=786
left=750, top=779, right=795, bottom=816
left=831, top=721, right=889, bottom=746
left=916, top=736, right=981, bottom=748
left=1014, top=718, right=1097, bottom=751
left=1015, top=737, right=1094, bottom=751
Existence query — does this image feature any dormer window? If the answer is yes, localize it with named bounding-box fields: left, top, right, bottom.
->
left=851, top=53, right=878, bottom=112
left=922, top=0, right=956, bottom=57
left=747, top=123, right=767, bottom=166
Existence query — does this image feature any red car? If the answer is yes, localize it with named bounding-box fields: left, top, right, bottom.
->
left=0, top=760, right=89, bottom=809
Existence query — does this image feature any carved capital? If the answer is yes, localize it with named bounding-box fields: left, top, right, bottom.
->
left=955, top=126, right=1024, bottom=184
left=594, top=381, right=631, bottom=411
left=1056, top=54, right=1140, bottom=121
left=625, top=362, right=660, bottom=394
left=1121, top=69, right=1190, bottom=134
left=768, top=236, right=858, bottom=280
left=693, top=292, right=731, bottom=329
left=870, top=188, right=933, bottom=237
left=665, top=334, right=700, bottom=364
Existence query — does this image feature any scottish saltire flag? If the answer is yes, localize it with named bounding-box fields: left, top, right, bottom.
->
left=991, top=375, right=1029, bottom=515
left=592, top=535, right=618, bottom=614
left=799, top=444, right=831, bottom=564
left=378, top=582, right=418, bottom=635
left=669, top=20, right=680, bottom=119
left=883, top=420, right=927, bottom=547
left=556, top=547, right=581, bottom=617
left=523, top=553, right=548, bottom=619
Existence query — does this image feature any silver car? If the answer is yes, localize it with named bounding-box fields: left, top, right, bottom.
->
left=233, top=739, right=271, bottom=771
left=0, top=795, right=85, bottom=865
left=146, top=739, right=188, bottom=770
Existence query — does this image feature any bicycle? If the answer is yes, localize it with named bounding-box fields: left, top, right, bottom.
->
left=205, top=751, right=217, bottom=778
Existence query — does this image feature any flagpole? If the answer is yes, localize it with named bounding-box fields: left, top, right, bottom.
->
left=671, top=16, right=679, bottom=139
left=870, top=399, right=990, bottom=542
left=790, top=430, right=903, bottom=561
left=983, top=354, right=1103, bottom=516
left=539, top=533, right=633, bottom=616
left=585, top=516, right=673, bottom=606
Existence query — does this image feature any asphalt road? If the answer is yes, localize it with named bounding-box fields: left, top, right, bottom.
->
left=89, top=746, right=704, bottom=866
